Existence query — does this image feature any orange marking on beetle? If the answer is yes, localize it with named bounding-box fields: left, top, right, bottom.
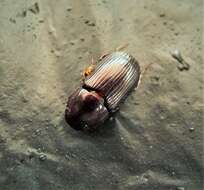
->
left=83, top=57, right=96, bottom=78
left=83, top=65, right=95, bottom=77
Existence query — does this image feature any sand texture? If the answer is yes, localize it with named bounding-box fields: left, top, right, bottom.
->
left=0, top=0, right=203, bottom=190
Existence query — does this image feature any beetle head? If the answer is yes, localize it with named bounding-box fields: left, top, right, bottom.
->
left=65, top=88, right=109, bottom=130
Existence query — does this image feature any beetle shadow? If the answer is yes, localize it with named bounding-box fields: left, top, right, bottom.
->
left=61, top=109, right=145, bottom=140
left=62, top=115, right=117, bottom=139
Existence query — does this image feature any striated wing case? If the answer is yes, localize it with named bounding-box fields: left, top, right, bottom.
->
left=84, top=52, right=140, bottom=111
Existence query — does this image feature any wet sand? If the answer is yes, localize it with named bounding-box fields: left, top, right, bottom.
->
left=0, top=0, right=203, bottom=189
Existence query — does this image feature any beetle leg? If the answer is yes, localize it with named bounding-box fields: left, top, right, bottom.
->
left=99, top=53, right=110, bottom=61
left=116, top=43, right=129, bottom=52
left=136, top=62, right=153, bottom=90
left=91, top=56, right=96, bottom=65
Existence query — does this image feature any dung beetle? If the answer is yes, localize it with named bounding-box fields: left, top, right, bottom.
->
left=65, top=51, right=141, bottom=131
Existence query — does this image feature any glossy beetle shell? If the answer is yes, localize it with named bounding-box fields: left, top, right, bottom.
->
left=65, top=52, right=140, bottom=130
left=84, top=52, right=140, bottom=111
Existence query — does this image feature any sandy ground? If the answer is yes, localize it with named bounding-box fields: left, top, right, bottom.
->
left=0, top=0, right=203, bottom=190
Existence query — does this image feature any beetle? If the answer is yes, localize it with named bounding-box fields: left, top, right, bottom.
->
left=65, top=46, right=148, bottom=131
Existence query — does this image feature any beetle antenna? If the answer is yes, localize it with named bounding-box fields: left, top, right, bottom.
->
left=91, top=56, right=96, bottom=65
left=136, top=62, right=153, bottom=90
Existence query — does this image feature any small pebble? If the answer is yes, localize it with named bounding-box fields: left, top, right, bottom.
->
left=171, top=49, right=183, bottom=62
left=35, top=129, right=41, bottom=135
left=65, top=154, right=70, bottom=160
left=17, top=10, right=27, bottom=18
left=189, top=127, right=195, bottom=132
left=67, top=7, right=72, bottom=12
left=9, top=18, right=16, bottom=23
left=84, top=20, right=96, bottom=27
left=171, top=50, right=190, bottom=71
left=176, top=187, right=185, bottom=190
left=177, top=64, right=185, bottom=71
left=109, top=117, right=114, bottom=121
left=19, top=158, right=25, bottom=163
left=0, top=138, right=6, bottom=144
left=39, top=154, right=47, bottom=161
left=153, top=76, right=160, bottom=81
left=28, top=152, right=35, bottom=159
left=88, top=22, right=95, bottom=27
left=141, top=175, right=149, bottom=182
left=83, top=124, right=89, bottom=130
left=159, top=13, right=166, bottom=17
left=29, top=2, right=40, bottom=14
left=39, top=19, right=44, bottom=23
